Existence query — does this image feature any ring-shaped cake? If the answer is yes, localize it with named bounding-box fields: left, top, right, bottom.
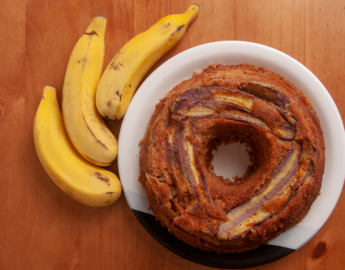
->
left=139, top=64, right=325, bottom=253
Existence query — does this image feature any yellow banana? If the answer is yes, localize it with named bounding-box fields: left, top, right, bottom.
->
left=96, top=4, right=200, bottom=120
left=34, top=86, right=121, bottom=207
left=62, top=15, right=117, bottom=166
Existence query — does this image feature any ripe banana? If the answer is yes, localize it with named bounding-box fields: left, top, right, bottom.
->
left=34, top=86, right=122, bottom=207
left=62, top=15, right=117, bottom=166
left=96, top=4, right=200, bottom=120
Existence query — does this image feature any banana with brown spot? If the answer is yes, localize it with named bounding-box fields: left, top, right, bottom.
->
left=62, top=15, right=118, bottom=166
left=34, top=86, right=121, bottom=207
left=96, top=4, right=200, bottom=120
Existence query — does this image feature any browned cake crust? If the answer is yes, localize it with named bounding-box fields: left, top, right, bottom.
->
left=139, top=64, right=325, bottom=253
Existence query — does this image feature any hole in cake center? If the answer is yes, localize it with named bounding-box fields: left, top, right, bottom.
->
left=212, top=142, right=252, bottom=182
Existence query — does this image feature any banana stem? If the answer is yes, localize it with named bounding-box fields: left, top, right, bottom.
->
left=85, top=15, right=107, bottom=39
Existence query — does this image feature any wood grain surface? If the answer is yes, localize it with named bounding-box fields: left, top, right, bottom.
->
left=1, top=0, right=344, bottom=269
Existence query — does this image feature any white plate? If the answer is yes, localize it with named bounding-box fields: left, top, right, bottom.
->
left=118, top=41, right=345, bottom=253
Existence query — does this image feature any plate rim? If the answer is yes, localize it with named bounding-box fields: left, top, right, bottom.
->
left=118, top=40, right=345, bottom=267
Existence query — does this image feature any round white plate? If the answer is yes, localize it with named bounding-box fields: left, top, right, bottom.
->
left=118, top=41, right=345, bottom=268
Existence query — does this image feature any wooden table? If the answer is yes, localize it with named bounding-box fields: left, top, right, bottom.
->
left=1, top=0, right=344, bottom=269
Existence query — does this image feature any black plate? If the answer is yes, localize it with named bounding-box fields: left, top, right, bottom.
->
left=133, top=210, right=294, bottom=269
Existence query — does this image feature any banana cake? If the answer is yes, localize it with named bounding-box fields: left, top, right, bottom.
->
left=139, top=64, right=325, bottom=253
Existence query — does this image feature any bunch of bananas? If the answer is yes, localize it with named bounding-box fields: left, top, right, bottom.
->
left=33, top=5, right=200, bottom=207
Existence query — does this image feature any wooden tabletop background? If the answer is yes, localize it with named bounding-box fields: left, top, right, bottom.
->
left=1, top=0, right=344, bottom=269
